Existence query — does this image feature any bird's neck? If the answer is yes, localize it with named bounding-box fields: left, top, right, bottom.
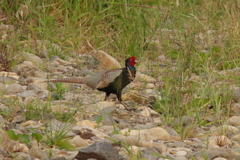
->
left=126, top=64, right=135, bottom=70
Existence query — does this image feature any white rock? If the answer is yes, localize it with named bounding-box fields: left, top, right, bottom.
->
left=209, top=135, right=231, bottom=148
left=91, top=50, right=121, bottom=69
left=70, top=135, right=89, bottom=147
left=120, top=127, right=170, bottom=141
left=227, top=116, right=240, bottom=126
left=176, top=151, right=187, bottom=156
left=135, top=72, right=155, bottom=82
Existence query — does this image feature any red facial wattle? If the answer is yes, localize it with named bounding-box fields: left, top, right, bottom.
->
left=128, top=57, right=137, bottom=66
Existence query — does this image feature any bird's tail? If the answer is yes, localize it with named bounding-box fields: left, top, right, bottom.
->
left=47, top=78, right=84, bottom=83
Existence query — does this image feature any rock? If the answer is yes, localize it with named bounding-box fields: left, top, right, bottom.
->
left=0, top=147, right=8, bottom=158
left=70, top=135, right=89, bottom=147
left=13, top=61, right=46, bottom=78
left=12, top=115, right=26, bottom=123
left=0, top=76, right=18, bottom=84
left=0, top=71, right=19, bottom=79
left=52, top=57, right=72, bottom=65
left=25, top=77, right=46, bottom=84
left=140, top=147, right=160, bottom=160
left=86, top=101, right=115, bottom=112
left=118, top=120, right=132, bottom=129
left=6, top=83, right=24, bottom=94
left=28, top=141, right=47, bottom=159
left=99, top=106, right=116, bottom=115
left=20, top=52, right=43, bottom=65
left=148, top=127, right=171, bottom=140
left=135, top=106, right=152, bottom=119
left=209, top=135, right=231, bottom=148
left=0, top=83, right=6, bottom=92
left=20, top=120, right=37, bottom=127
left=15, top=152, right=31, bottom=159
left=0, top=129, right=29, bottom=153
left=27, top=83, right=47, bottom=93
left=120, top=127, right=170, bottom=141
left=167, top=141, right=187, bottom=148
left=232, top=87, right=240, bottom=102
left=212, top=158, right=227, bottom=160
left=213, top=125, right=239, bottom=135
left=72, top=125, right=108, bottom=139
left=190, top=148, right=240, bottom=159
left=122, top=90, right=144, bottom=103
left=232, top=103, right=240, bottom=114
left=90, top=50, right=121, bottom=69
left=0, top=115, right=5, bottom=124
left=152, top=142, right=167, bottom=154
left=76, top=120, right=97, bottom=128
left=17, top=90, right=37, bottom=99
left=227, top=116, right=240, bottom=126
left=135, top=72, right=155, bottom=82
left=74, top=141, right=121, bottom=160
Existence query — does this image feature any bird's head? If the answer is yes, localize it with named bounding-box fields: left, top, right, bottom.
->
left=125, top=56, right=137, bottom=67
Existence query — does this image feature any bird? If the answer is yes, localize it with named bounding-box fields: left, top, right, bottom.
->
left=47, top=56, right=137, bottom=103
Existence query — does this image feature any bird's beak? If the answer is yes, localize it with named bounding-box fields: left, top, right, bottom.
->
left=134, top=60, right=139, bottom=63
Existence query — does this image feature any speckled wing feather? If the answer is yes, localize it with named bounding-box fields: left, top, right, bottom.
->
left=47, top=69, right=123, bottom=90
left=95, top=69, right=123, bottom=89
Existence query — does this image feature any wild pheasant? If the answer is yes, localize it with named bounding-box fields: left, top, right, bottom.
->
left=47, top=56, right=137, bottom=102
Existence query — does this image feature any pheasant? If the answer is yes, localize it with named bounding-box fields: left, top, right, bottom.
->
left=47, top=56, right=137, bottom=103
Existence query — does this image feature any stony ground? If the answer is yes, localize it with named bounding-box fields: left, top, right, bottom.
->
left=0, top=26, right=240, bottom=160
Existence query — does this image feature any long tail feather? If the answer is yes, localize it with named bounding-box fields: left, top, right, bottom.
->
left=47, top=78, right=84, bottom=83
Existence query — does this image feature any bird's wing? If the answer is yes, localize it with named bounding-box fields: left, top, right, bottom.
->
left=95, top=69, right=123, bottom=89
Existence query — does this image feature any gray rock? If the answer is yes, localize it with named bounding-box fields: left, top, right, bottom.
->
left=51, top=157, right=68, bottom=160
left=80, top=69, right=92, bottom=76
left=0, top=115, right=5, bottom=124
left=15, top=152, right=31, bottom=159
left=140, top=147, right=160, bottom=160
left=0, top=83, right=6, bottom=92
left=20, top=52, right=43, bottom=65
left=232, top=103, right=240, bottom=113
left=74, top=141, right=121, bottom=160
left=13, top=62, right=46, bottom=78
left=0, top=76, right=17, bottom=84
left=6, top=83, right=24, bottom=94
left=0, top=147, right=8, bottom=158
left=232, top=87, right=240, bottom=102
left=118, top=120, right=132, bottom=129
left=100, top=106, right=116, bottom=115
left=27, top=83, right=44, bottom=93
left=190, top=148, right=240, bottom=159
left=167, top=141, right=187, bottom=148
left=17, top=90, right=36, bottom=99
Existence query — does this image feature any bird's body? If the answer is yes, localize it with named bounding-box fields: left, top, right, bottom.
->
left=47, top=57, right=137, bottom=102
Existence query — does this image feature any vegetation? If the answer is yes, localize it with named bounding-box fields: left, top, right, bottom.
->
left=0, top=0, right=239, bottom=159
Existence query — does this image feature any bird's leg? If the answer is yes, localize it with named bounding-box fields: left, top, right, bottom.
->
left=116, top=91, right=135, bottom=111
left=104, top=93, right=110, bottom=101
left=119, top=101, right=136, bottom=111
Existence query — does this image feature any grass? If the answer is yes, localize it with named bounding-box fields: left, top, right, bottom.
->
left=0, top=0, right=240, bottom=158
